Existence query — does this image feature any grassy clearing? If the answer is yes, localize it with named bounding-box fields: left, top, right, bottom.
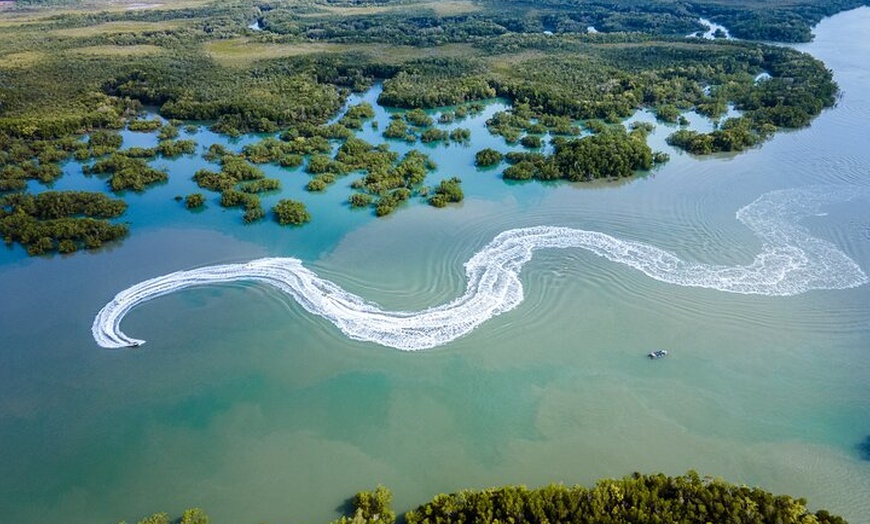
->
left=0, top=0, right=211, bottom=24
left=306, top=4, right=396, bottom=16
left=204, top=39, right=356, bottom=66
left=0, top=50, right=46, bottom=68
left=487, top=50, right=553, bottom=71
left=0, top=14, right=50, bottom=27
left=51, top=19, right=188, bottom=37
left=67, top=0, right=210, bottom=11
left=88, top=0, right=213, bottom=9
left=305, top=0, right=481, bottom=17
left=205, top=39, right=480, bottom=67
left=67, top=44, right=163, bottom=56
left=370, top=42, right=480, bottom=62
left=422, top=1, right=482, bottom=16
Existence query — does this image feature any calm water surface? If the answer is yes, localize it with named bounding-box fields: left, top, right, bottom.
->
left=1, top=8, right=869, bottom=523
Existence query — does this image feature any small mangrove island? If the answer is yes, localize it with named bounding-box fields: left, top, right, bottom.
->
left=126, top=472, right=848, bottom=524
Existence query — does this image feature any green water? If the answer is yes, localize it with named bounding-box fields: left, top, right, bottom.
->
left=2, top=8, right=870, bottom=523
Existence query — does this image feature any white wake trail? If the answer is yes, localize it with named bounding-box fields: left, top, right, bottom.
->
left=93, top=186, right=868, bottom=350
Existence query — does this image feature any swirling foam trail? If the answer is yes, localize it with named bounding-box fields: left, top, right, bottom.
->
left=93, top=186, right=868, bottom=350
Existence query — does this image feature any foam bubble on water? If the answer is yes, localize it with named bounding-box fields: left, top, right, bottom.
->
left=93, top=186, right=869, bottom=351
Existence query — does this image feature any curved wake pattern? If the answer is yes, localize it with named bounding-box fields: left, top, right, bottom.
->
left=93, top=186, right=868, bottom=350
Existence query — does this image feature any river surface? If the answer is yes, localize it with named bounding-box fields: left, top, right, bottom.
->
left=1, top=8, right=869, bottom=524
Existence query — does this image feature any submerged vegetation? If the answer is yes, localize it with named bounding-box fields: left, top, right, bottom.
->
left=127, top=474, right=848, bottom=524
left=0, top=0, right=851, bottom=255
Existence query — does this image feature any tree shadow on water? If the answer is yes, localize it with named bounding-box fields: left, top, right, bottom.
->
left=857, top=435, right=870, bottom=461
left=334, top=495, right=356, bottom=518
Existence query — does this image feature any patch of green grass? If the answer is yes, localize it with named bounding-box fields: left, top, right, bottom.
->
left=67, top=44, right=163, bottom=56
left=0, top=50, right=45, bottom=68
left=50, top=19, right=188, bottom=37
left=303, top=0, right=482, bottom=17
left=421, top=1, right=482, bottom=16
left=204, top=39, right=479, bottom=67
left=204, top=39, right=355, bottom=67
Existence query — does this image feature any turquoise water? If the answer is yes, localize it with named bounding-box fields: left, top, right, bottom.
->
left=2, top=8, right=870, bottom=523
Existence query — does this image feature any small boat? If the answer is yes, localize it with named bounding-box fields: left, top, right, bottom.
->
left=648, top=349, right=668, bottom=359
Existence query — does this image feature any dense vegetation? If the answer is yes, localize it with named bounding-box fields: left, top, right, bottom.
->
left=475, top=148, right=504, bottom=167
left=254, top=0, right=866, bottom=44
left=0, top=190, right=129, bottom=255
left=184, top=193, right=205, bottom=210
left=122, top=507, right=207, bottom=524
left=501, top=127, right=667, bottom=182
left=0, top=0, right=854, bottom=255
left=335, top=142, right=439, bottom=216
left=405, top=473, right=848, bottom=524
left=428, top=177, right=464, bottom=207
left=84, top=152, right=169, bottom=192
left=125, top=474, right=848, bottom=524
left=273, top=198, right=311, bottom=225
left=682, top=0, right=868, bottom=42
